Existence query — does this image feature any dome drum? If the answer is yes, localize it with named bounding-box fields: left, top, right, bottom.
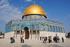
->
left=22, top=14, right=47, bottom=19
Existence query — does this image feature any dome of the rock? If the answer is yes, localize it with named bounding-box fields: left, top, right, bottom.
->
left=23, top=4, right=46, bottom=17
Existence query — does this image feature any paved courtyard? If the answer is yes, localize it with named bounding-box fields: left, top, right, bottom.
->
left=0, top=32, right=70, bottom=47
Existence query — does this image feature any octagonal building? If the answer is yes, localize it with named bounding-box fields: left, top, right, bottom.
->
left=6, top=4, right=65, bottom=40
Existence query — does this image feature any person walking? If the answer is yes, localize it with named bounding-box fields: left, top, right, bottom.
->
left=62, top=37, right=64, bottom=42
left=48, top=36, right=52, bottom=43
left=20, top=36, right=24, bottom=43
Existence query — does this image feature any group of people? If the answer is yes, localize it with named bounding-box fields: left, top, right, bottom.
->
left=40, top=34, right=64, bottom=43
left=10, top=36, right=24, bottom=43
left=10, top=34, right=64, bottom=44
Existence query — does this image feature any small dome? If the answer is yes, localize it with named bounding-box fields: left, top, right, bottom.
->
left=23, top=4, right=46, bottom=17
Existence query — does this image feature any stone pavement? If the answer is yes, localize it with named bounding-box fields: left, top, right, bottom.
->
left=0, top=38, right=70, bottom=47
left=0, top=32, right=70, bottom=47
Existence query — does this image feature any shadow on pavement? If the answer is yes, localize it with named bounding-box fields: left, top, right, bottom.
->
left=48, top=44, right=64, bottom=47
left=21, top=44, right=31, bottom=47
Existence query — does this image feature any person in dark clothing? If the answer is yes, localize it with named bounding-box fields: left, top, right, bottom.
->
left=20, top=36, right=24, bottom=43
left=43, top=37, right=47, bottom=43
left=62, top=37, right=64, bottom=42
left=53, top=37, right=58, bottom=43
left=10, top=37, right=15, bottom=43
left=48, top=38, right=52, bottom=43
left=53, top=34, right=60, bottom=43
left=48, top=36, right=52, bottom=43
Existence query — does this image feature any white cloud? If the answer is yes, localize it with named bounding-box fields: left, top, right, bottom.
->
left=0, top=0, right=22, bottom=23
left=0, top=0, right=22, bottom=31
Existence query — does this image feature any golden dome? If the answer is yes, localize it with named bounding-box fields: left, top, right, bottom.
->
left=23, top=4, right=46, bottom=16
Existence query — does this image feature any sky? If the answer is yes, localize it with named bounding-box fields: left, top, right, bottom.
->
left=0, top=0, right=70, bottom=32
